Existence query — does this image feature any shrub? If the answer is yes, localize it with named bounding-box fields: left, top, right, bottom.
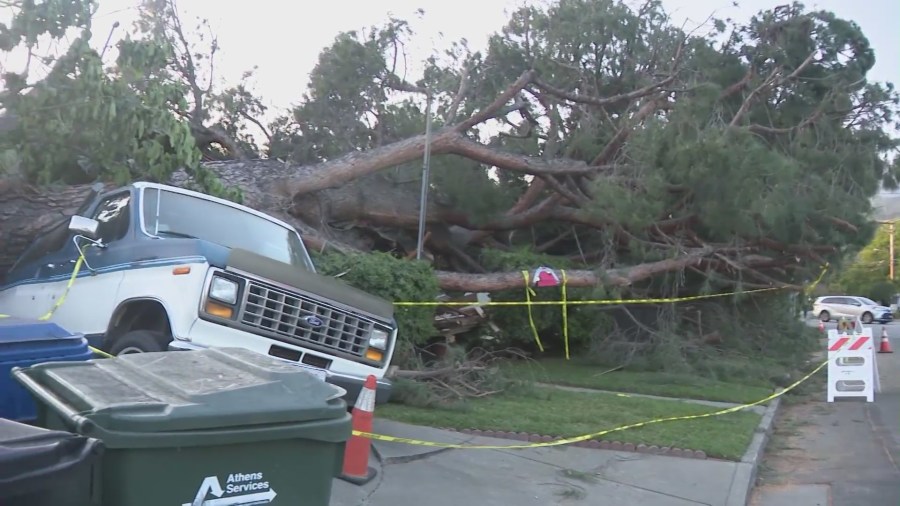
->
left=312, top=251, right=440, bottom=349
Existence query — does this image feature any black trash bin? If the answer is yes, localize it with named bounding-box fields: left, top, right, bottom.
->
left=0, top=417, right=104, bottom=506
left=11, top=346, right=352, bottom=506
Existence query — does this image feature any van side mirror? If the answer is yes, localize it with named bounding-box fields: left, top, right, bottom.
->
left=69, top=215, right=99, bottom=239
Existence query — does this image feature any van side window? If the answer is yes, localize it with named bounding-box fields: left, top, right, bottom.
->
left=92, top=193, right=132, bottom=244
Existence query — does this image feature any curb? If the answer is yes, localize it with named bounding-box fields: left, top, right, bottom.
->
left=445, top=428, right=711, bottom=459
left=373, top=441, right=459, bottom=464
left=534, top=382, right=765, bottom=413
left=724, top=390, right=783, bottom=506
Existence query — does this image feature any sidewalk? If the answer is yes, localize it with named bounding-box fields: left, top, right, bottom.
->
left=329, top=419, right=764, bottom=506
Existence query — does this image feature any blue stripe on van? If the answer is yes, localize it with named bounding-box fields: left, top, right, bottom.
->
left=1, top=256, right=210, bottom=290
left=2, top=238, right=231, bottom=290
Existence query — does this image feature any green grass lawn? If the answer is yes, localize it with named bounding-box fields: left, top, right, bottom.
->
left=380, top=387, right=762, bottom=460
left=500, top=358, right=775, bottom=404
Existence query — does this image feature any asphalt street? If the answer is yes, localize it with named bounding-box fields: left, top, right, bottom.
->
left=829, top=319, right=900, bottom=505
left=754, top=319, right=900, bottom=505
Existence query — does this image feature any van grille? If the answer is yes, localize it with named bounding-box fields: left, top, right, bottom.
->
left=241, top=281, right=373, bottom=357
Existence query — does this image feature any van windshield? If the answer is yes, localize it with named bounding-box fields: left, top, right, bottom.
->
left=141, top=187, right=315, bottom=271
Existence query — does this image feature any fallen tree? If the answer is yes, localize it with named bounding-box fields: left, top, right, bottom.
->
left=0, top=156, right=820, bottom=293
left=0, top=1, right=896, bottom=302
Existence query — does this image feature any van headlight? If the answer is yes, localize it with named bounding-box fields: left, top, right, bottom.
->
left=368, top=328, right=389, bottom=350
left=209, top=276, right=238, bottom=305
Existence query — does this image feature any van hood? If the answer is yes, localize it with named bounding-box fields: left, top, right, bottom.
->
left=224, top=248, right=395, bottom=322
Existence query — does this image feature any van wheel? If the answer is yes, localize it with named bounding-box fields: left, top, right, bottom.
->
left=862, top=312, right=874, bottom=324
left=109, top=330, right=171, bottom=356
left=819, top=311, right=830, bottom=322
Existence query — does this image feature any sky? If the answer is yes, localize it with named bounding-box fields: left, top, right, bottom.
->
left=4, top=0, right=896, bottom=123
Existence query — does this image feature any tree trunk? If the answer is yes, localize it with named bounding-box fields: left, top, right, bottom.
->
left=0, top=182, right=111, bottom=278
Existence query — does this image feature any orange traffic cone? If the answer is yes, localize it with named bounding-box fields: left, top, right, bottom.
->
left=879, top=327, right=893, bottom=354
left=339, top=375, right=378, bottom=485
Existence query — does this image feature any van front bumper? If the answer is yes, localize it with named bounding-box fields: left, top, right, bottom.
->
left=168, top=340, right=393, bottom=405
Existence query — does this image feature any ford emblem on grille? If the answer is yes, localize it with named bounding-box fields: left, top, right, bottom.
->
left=303, top=315, right=324, bottom=328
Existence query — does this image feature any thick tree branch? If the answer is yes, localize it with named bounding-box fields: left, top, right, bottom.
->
left=239, top=110, right=272, bottom=142
left=590, top=93, right=670, bottom=166
left=719, top=68, right=755, bottom=101
left=749, top=109, right=822, bottom=135
left=283, top=127, right=622, bottom=197
left=533, top=74, right=675, bottom=108
left=444, top=64, right=471, bottom=123
left=164, top=0, right=208, bottom=123
left=434, top=246, right=742, bottom=292
left=454, top=70, right=535, bottom=132
left=383, top=75, right=428, bottom=94
left=730, top=51, right=817, bottom=127
left=822, top=215, right=859, bottom=234
left=531, top=37, right=684, bottom=110
left=729, top=67, right=780, bottom=127
left=190, top=123, right=247, bottom=160
left=446, top=134, right=602, bottom=176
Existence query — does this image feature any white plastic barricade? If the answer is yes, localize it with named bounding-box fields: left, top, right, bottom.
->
left=827, top=325, right=876, bottom=402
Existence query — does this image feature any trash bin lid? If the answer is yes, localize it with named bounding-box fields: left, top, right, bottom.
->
left=0, top=317, right=88, bottom=362
left=14, top=347, right=349, bottom=434
left=0, top=317, right=77, bottom=340
left=0, top=417, right=103, bottom=496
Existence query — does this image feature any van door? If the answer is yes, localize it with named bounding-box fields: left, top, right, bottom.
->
left=47, top=191, right=134, bottom=334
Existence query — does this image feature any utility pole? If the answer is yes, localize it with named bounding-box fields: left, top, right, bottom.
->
left=890, top=222, right=895, bottom=281
left=877, top=220, right=896, bottom=281
left=415, top=93, right=433, bottom=261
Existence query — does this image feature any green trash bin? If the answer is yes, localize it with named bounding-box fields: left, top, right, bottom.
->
left=11, top=347, right=352, bottom=506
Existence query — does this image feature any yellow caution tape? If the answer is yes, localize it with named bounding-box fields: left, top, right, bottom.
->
left=354, top=358, right=828, bottom=449
left=0, top=251, right=831, bottom=445
left=37, top=253, right=85, bottom=321
left=521, top=270, right=544, bottom=352
left=0, top=248, right=87, bottom=321
left=89, top=346, right=114, bottom=358
left=398, top=263, right=828, bottom=359
left=396, top=263, right=830, bottom=308
left=561, top=269, right=569, bottom=361
left=805, top=263, right=829, bottom=295
left=0, top=248, right=113, bottom=359
left=395, top=286, right=785, bottom=307
left=0, top=253, right=828, bottom=369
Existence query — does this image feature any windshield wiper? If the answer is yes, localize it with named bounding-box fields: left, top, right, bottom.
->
left=155, top=230, right=198, bottom=240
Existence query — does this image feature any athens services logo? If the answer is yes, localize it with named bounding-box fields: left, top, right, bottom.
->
left=183, top=472, right=277, bottom=506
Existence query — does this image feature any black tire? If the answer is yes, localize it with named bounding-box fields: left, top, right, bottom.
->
left=108, top=330, right=171, bottom=356
left=862, top=312, right=874, bottom=324
left=819, top=311, right=830, bottom=322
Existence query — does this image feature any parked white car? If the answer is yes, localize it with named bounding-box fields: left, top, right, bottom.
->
left=812, top=296, right=894, bottom=324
